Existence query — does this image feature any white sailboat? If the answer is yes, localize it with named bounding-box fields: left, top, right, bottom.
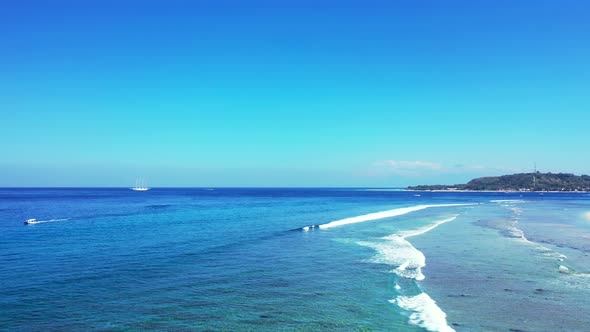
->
left=131, top=178, right=150, bottom=191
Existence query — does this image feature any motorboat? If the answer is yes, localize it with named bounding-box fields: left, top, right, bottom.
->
left=24, top=218, right=39, bottom=225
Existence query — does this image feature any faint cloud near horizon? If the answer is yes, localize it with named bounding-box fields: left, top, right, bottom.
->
left=369, top=160, right=443, bottom=177
left=374, top=160, right=442, bottom=170
left=369, top=160, right=523, bottom=177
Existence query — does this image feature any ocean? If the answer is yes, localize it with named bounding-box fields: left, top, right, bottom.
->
left=1, top=188, right=589, bottom=331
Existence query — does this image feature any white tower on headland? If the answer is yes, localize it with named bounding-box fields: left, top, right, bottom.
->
left=533, top=162, right=537, bottom=189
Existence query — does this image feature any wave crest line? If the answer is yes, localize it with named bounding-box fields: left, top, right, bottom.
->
left=317, top=203, right=474, bottom=229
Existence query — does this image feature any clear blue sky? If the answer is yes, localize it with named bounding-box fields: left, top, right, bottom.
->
left=1, top=0, right=589, bottom=187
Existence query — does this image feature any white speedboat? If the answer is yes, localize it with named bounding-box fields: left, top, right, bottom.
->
left=23, top=218, right=67, bottom=225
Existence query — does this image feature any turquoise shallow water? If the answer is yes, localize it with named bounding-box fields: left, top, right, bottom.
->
left=1, top=189, right=589, bottom=331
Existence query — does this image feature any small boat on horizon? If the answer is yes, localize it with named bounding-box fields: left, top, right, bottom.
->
left=131, top=178, right=150, bottom=191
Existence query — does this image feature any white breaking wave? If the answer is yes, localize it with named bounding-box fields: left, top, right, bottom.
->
left=395, top=216, right=458, bottom=239
left=492, top=201, right=569, bottom=266
left=360, top=235, right=427, bottom=280
left=360, top=216, right=458, bottom=281
left=358, top=189, right=405, bottom=192
left=391, top=293, right=456, bottom=332
left=358, top=216, right=460, bottom=332
left=490, top=199, right=527, bottom=203
left=317, top=204, right=473, bottom=229
left=524, top=235, right=568, bottom=262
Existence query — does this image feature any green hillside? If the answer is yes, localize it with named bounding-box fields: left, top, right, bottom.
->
left=408, top=172, right=590, bottom=191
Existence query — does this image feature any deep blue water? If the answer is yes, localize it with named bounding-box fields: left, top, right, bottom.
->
left=1, top=188, right=589, bottom=331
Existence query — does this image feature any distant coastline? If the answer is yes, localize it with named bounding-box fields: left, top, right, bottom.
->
left=407, top=172, right=590, bottom=192
left=405, top=189, right=590, bottom=193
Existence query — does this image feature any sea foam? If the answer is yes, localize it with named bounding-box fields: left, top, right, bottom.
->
left=317, top=204, right=472, bottom=229
left=489, top=199, right=568, bottom=263
left=359, top=216, right=459, bottom=331
left=390, top=293, right=456, bottom=332
left=360, top=216, right=458, bottom=281
left=359, top=235, right=427, bottom=280
left=490, top=199, right=527, bottom=203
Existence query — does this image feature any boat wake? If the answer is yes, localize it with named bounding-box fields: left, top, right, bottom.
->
left=25, top=218, right=68, bottom=225
left=302, top=203, right=474, bottom=230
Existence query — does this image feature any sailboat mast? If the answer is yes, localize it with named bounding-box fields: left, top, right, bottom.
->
left=131, top=177, right=150, bottom=191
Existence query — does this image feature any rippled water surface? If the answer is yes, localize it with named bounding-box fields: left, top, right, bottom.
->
left=1, top=189, right=589, bottom=331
